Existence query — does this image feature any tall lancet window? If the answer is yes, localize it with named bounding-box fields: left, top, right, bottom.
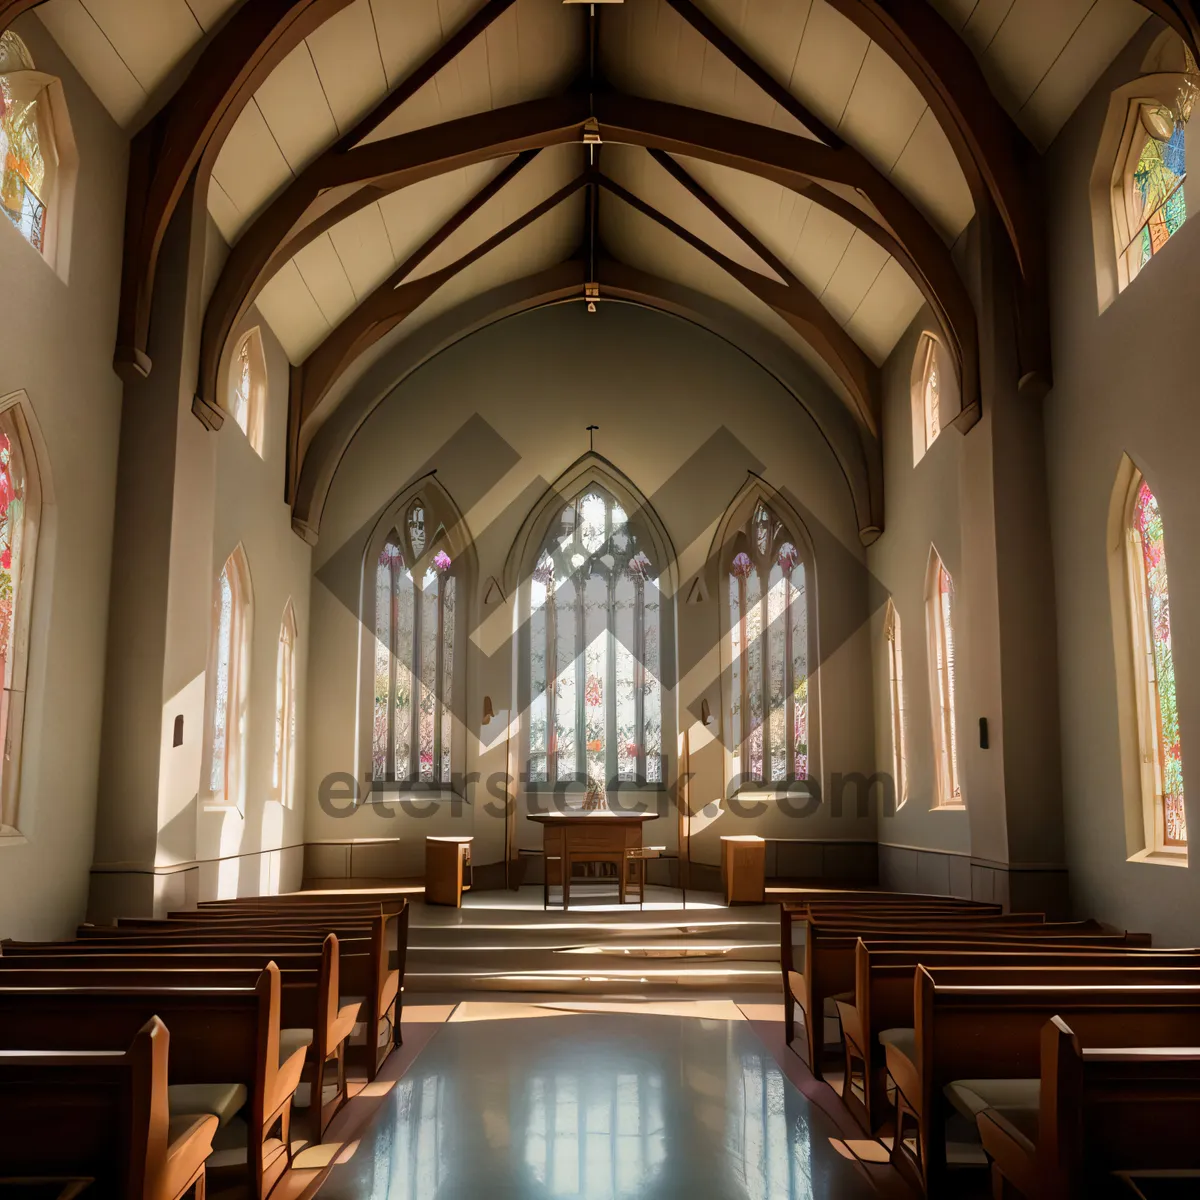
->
left=208, top=545, right=252, bottom=808
left=372, top=499, right=456, bottom=786
left=527, top=487, right=662, bottom=802
left=884, top=600, right=908, bottom=807
left=728, top=500, right=810, bottom=787
left=927, top=552, right=961, bottom=807
left=1129, top=480, right=1186, bottom=847
left=273, top=601, right=297, bottom=807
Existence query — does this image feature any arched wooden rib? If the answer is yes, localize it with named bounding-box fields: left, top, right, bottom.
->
left=198, top=91, right=976, bottom=430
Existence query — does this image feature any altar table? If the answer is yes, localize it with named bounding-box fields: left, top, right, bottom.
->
left=528, top=812, right=659, bottom=908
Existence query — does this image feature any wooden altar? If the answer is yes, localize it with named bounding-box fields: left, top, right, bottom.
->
left=528, top=812, right=659, bottom=907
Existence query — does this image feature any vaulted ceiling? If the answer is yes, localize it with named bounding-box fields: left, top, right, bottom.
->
left=9, top=0, right=1186, bottom=541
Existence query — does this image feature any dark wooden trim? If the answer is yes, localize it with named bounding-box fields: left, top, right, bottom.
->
left=602, top=166, right=880, bottom=434
left=823, top=0, right=1048, bottom=393
left=0, top=1, right=41, bottom=36
left=114, top=0, right=359, bottom=379
left=1137, top=1, right=1200, bottom=63
left=298, top=167, right=584, bottom=425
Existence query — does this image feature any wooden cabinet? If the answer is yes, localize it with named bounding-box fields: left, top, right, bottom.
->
left=424, top=836, right=473, bottom=907
left=720, top=835, right=765, bottom=905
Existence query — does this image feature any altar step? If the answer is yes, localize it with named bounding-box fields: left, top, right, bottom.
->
left=403, top=886, right=782, bottom=996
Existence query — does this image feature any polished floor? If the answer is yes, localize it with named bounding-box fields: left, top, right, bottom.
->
left=319, top=1010, right=882, bottom=1200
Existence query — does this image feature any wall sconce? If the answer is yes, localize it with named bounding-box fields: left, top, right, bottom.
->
left=700, top=698, right=713, bottom=726
left=482, top=696, right=495, bottom=726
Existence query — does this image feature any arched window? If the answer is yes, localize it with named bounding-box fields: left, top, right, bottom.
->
left=0, top=32, right=61, bottom=260
left=371, top=497, right=458, bottom=787
left=910, top=333, right=955, bottom=466
left=884, top=599, right=908, bottom=808
left=727, top=499, right=811, bottom=788
left=526, top=487, right=663, bottom=801
left=1126, top=479, right=1186, bottom=849
left=207, top=545, right=252, bottom=808
left=229, top=328, right=265, bottom=455
left=926, top=551, right=961, bottom=808
left=273, top=601, right=297, bottom=807
left=0, top=396, right=42, bottom=836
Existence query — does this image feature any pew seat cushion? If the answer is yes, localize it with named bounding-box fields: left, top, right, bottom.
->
left=878, top=1026, right=915, bottom=1062
left=978, top=1103, right=1038, bottom=1157
left=279, top=1027, right=314, bottom=1067
left=944, top=1078, right=1039, bottom=1122
left=168, top=1082, right=247, bottom=1127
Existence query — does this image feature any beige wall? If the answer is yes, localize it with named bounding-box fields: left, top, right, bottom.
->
left=0, top=16, right=124, bottom=939
left=307, top=302, right=878, bottom=877
left=1045, top=21, right=1200, bottom=944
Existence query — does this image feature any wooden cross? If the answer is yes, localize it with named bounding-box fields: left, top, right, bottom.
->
left=587, top=424, right=599, bottom=451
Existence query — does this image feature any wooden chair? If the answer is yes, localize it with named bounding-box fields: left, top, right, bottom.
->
left=623, top=846, right=686, bottom=909
left=0, top=1017, right=217, bottom=1199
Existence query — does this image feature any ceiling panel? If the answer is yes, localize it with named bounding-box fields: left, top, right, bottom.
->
left=306, top=0, right=389, bottom=135
left=209, top=99, right=294, bottom=236
left=789, top=0, right=870, bottom=130
left=206, top=175, right=241, bottom=245
left=327, top=202, right=396, bottom=302
left=292, top=233, right=359, bottom=329
left=256, top=259, right=332, bottom=364
left=986, top=0, right=1097, bottom=111
left=75, top=0, right=201, bottom=94
left=818, top=229, right=889, bottom=326
left=253, top=42, right=339, bottom=175
left=839, top=42, right=928, bottom=173
left=182, top=0, right=241, bottom=33
left=370, top=0, right=449, bottom=88
left=844, top=256, right=923, bottom=365
left=36, top=0, right=147, bottom=127
left=890, top=107, right=975, bottom=238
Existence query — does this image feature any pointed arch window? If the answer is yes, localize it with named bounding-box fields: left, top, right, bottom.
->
left=208, top=546, right=252, bottom=809
left=229, top=328, right=265, bottom=455
left=927, top=553, right=961, bottom=808
left=0, top=397, right=42, bottom=836
left=372, top=498, right=457, bottom=786
left=884, top=600, right=908, bottom=808
left=0, top=32, right=55, bottom=257
left=1127, top=480, right=1186, bottom=848
left=911, top=334, right=947, bottom=465
left=727, top=500, right=811, bottom=788
left=526, top=487, right=663, bottom=799
left=273, top=601, right=297, bottom=807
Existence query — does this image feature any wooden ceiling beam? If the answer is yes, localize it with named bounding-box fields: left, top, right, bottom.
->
left=1136, top=1, right=1200, bottom=64
left=0, top=1, right=39, bottom=35
left=823, top=0, right=1047, bottom=393
left=113, top=0, right=359, bottom=380
left=296, top=153, right=569, bottom=428
left=196, top=93, right=589, bottom=428
left=596, top=173, right=879, bottom=436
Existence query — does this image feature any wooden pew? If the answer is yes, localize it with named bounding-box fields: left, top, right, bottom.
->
left=0, top=964, right=300, bottom=1199
left=44, top=907, right=406, bottom=1069
left=0, top=1017, right=218, bottom=1200
left=841, top=940, right=1200, bottom=1132
left=979, top=1015, right=1200, bottom=1199
left=1, top=936, right=360, bottom=1132
left=893, top=968, right=1200, bottom=1197
left=780, top=907, right=1120, bottom=1077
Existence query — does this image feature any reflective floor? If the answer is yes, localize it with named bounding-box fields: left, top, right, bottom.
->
left=320, top=1013, right=881, bottom=1199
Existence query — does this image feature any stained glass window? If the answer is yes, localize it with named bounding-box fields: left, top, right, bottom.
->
left=526, top=486, right=663, bottom=801
left=1132, top=482, right=1186, bottom=847
left=0, top=33, right=49, bottom=255
left=885, top=600, right=908, bottom=807
left=232, top=338, right=250, bottom=433
left=0, top=403, right=38, bottom=833
left=728, top=501, right=810, bottom=788
left=1124, top=66, right=1194, bottom=285
left=928, top=554, right=961, bottom=807
left=209, top=547, right=251, bottom=806
left=273, top=603, right=297, bottom=806
left=371, top=498, right=456, bottom=787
